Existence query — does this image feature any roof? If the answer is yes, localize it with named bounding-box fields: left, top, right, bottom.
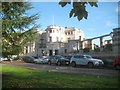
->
left=113, top=27, right=120, bottom=30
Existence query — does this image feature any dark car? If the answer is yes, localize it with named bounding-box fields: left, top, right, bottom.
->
left=48, top=55, right=70, bottom=66
left=114, top=56, right=120, bottom=70
left=65, top=55, right=72, bottom=61
left=22, top=56, right=35, bottom=63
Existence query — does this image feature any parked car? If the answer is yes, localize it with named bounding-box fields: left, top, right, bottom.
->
left=33, top=56, right=49, bottom=64
left=0, top=57, right=3, bottom=62
left=65, top=55, right=72, bottom=61
left=70, top=54, right=104, bottom=67
left=48, top=55, right=70, bottom=66
left=41, top=56, right=49, bottom=64
left=32, top=56, right=42, bottom=63
left=22, top=56, right=35, bottom=63
left=114, top=56, right=120, bottom=70
left=0, top=57, right=8, bottom=61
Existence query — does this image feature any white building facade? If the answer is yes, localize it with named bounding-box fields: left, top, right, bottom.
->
left=34, top=25, right=85, bottom=56
left=23, top=25, right=119, bottom=57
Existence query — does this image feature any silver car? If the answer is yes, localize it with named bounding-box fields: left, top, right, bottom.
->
left=34, top=56, right=49, bottom=64
left=48, top=55, right=70, bottom=66
left=70, top=54, right=104, bottom=67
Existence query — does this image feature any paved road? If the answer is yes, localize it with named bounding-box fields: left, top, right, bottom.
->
left=2, top=61, right=120, bottom=77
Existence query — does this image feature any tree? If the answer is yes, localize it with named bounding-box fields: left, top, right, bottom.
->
left=1, top=2, right=39, bottom=57
left=59, top=0, right=98, bottom=21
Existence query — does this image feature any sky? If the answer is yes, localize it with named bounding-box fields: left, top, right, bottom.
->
left=28, top=1, right=119, bottom=41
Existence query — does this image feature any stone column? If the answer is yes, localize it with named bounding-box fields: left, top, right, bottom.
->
left=100, top=37, right=105, bottom=47
left=100, top=37, right=105, bottom=51
left=27, top=45, right=30, bottom=54
left=24, top=47, right=26, bottom=55
left=88, top=39, right=94, bottom=50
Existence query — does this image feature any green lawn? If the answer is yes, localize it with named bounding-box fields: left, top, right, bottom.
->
left=2, top=65, right=119, bottom=88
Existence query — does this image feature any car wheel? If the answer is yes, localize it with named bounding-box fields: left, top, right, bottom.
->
left=88, top=62, right=94, bottom=68
left=71, top=62, right=76, bottom=67
left=115, top=65, right=120, bottom=70
left=48, top=61, right=51, bottom=65
left=41, top=61, right=43, bottom=64
left=57, top=61, right=61, bottom=66
left=34, top=61, right=37, bottom=64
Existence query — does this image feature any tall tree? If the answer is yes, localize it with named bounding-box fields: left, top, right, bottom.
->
left=1, top=2, right=39, bottom=57
left=59, top=0, right=98, bottom=21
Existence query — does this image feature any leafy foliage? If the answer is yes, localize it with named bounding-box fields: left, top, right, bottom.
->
left=59, top=0, right=98, bottom=21
left=1, top=2, right=39, bottom=57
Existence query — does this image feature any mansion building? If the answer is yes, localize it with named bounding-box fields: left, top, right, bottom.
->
left=23, top=25, right=120, bottom=57
left=23, top=25, right=85, bottom=56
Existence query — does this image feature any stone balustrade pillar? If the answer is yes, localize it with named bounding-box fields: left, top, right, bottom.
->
left=100, top=37, right=105, bottom=48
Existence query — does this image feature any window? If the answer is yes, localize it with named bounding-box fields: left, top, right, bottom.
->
left=68, top=31, right=70, bottom=35
left=65, top=49, right=67, bottom=53
left=74, top=55, right=79, bottom=58
left=79, top=36, right=81, bottom=41
left=68, top=38, right=70, bottom=40
left=55, top=50, right=58, bottom=55
left=84, top=55, right=92, bottom=59
left=65, top=32, right=67, bottom=35
left=49, top=30, right=52, bottom=33
left=74, top=55, right=84, bottom=58
left=49, top=36, right=52, bottom=42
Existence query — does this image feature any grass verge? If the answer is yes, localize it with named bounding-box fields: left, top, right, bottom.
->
left=2, top=65, right=119, bottom=88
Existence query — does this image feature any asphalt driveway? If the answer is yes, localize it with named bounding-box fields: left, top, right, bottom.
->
left=2, top=61, right=120, bottom=77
